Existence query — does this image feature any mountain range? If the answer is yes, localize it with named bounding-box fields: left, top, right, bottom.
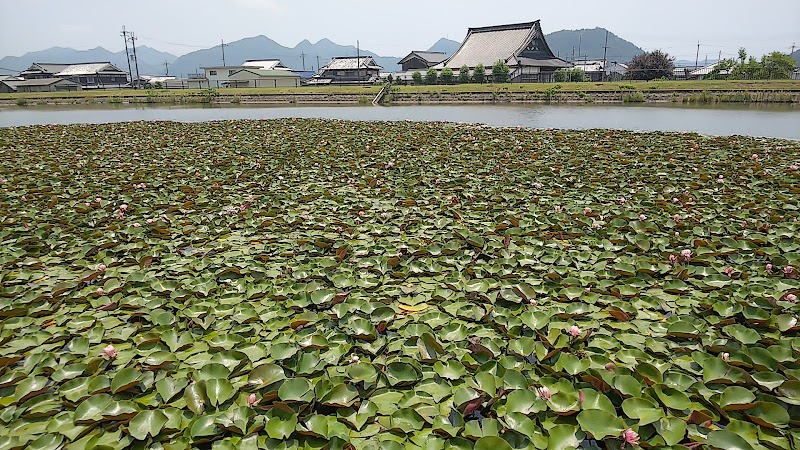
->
left=0, top=28, right=646, bottom=77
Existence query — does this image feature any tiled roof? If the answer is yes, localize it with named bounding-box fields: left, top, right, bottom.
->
left=320, top=57, right=383, bottom=71
left=229, top=69, right=300, bottom=79
left=56, top=63, right=126, bottom=76
left=243, top=60, right=289, bottom=70
left=399, top=51, right=448, bottom=65
left=15, top=77, right=80, bottom=86
left=439, top=21, right=566, bottom=70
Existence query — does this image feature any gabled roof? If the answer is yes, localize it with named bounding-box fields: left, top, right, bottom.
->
left=320, top=57, right=383, bottom=71
left=56, top=63, right=126, bottom=76
left=228, top=69, right=301, bottom=79
left=439, top=21, right=568, bottom=70
left=398, top=51, right=448, bottom=65
left=16, top=77, right=81, bottom=86
left=243, top=60, right=290, bottom=70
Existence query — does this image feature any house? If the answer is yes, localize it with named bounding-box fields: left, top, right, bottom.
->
left=310, top=57, right=383, bottom=85
left=792, top=68, right=800, bottom=80
left=225, top=69, right=301, bottom=88
left=242, top=59, right=291, bottom=71
left=572, top=60, right=628, bottom=82
left=16, top=78, right=82, bottom=92
left=436, top=21, right=570, bottom=82
left=688, top=62, right=729, bottom=80
left=0, top=75, right=24, bottom=93
left=193, top=66, right=248, bottom=88
left=20, top=62, right=128, bottom=88
left=398, top=51, right=448, bottom=72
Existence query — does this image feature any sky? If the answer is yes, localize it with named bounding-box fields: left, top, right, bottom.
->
left=0, top=0, right=798, bottom=62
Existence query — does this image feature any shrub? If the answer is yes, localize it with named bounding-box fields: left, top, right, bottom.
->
left=440, top=68, right=454, bottom=85
left=492, top=60, right=510, bottom=83
left=473, top=64, right=486, bottom=84
left=625, top=50, right=674, bottom=81
left=412, top=71, right=423, bottom=85
left=458, top=65, right=470, bottom=84
left=425, top=68, right=438, bottom=85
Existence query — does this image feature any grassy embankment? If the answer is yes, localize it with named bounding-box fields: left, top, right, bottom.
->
left=3, top=80, right=800, bottom=102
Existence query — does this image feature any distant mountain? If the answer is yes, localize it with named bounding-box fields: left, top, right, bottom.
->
left=167, top=36, right=402, bottom=76
left=544, top=28, right=644, bottom=63
left=0, top=46, right=177, bottom=78
left=427, top=38, right=461, bottom=55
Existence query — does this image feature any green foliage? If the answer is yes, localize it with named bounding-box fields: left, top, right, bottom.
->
left=473, top=64, right=486, bottom=83
left=705, top=59, right=737, bottom=80
left=624, top=50, right=675, bottom=81
left=425, top=68, right=438, bottom=85
left=491, top=60, right=511, bottom=83
left=729, top=51, right=795, bottom=80
left=0, top=119, right=799, bottom=449
left=554, top=68, right=589, bottom=82
left=386, top=74, right=393, bottom=84
left=412, top=71, right=423, bottom=85
left=622, top=91, right=645, bottom=102
left=458, top=65, right=470, bottom=84
left=440, top=67, right=454, bottom=85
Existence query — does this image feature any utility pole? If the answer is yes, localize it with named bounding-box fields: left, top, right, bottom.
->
left=131, top=32, right=140, bottom=88
left=572, top=46, right=575, bottom=62
left=164, top=61, right=169, bottom=76
left=121, top=26, right=133, bottom=87
left=357, top=40, right=361, bottom=80
left=577, top=34, right=582, bottom=63
left=221, top=39, right=228, bottom=66
left=695, top=41, right=700, bottom=69
left=300, top=52, right=306, bottom=71
left=316, top=55, right=321, bottom=72
left=602, top=30, right=609, bottom=81
left=718, top=51, right=722, bottom=63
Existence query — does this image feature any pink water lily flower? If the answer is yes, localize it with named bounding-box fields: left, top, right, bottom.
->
left=247, top=393, right=257, bottom=407
left=639, top=214, right=647, bottom=221
left=97, top=264, right=107, bottom=272
left=681, top=249, right=692, bottom=262
left=529, top=299, right=537, bottom=306
left=96, top=287, right=104, bottom=296
left=721, top=352, right=730, bottom=361
left=785, top=266, right=796, bottom=277
left=786, top=293, right=797, bottom=302
left=669, top=254, right=678, bottom=264
left=584, top=207, right=592, bottom=215
left=766, top=263, right=773, bottom=274
left=568, top=325, right=582, bottom=337
left=723, top=267, right=735, bottom=277
left=102, top=345, right=118, bottom=358
left=622, top=428, right=639, bottom=445
left=536, top=386, right=552, bottom=400
left=119, top=204, right=128, bottom=211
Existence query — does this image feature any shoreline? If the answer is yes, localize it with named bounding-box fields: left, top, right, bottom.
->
left=3, top=81, right=800, bottom=107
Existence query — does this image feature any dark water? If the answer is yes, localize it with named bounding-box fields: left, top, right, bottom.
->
left=1, top=103, right=798, bottom=139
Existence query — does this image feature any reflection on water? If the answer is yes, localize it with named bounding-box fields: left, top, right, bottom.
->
left=1, top=103, right=798, bottom=139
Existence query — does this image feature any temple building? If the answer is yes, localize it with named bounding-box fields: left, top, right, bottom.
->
left=436, top=21, right=570, bottom=83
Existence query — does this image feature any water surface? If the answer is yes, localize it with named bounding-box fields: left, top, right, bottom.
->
left=1, top=103, right=798, bottom=139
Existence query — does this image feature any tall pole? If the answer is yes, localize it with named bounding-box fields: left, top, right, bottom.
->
left=121, top=26, right=133, bottom=87
left=164, top=61, right=169, bottom=76
left=221, top=40, right=227, bottom=66
left=131, top=32, right=140, bottom=88
left=357, top=40, right=361, bottom=80
left=602, top=30, right=609, bottom=81
left=316, top=55, right=320, bottom=73
left=577, top=34, right=582, bottom=63
left=695, top=41, right=700, bottom=69
left=300, top=52, right=306, bottom=71
left=718, top=51, right=722, bottom=63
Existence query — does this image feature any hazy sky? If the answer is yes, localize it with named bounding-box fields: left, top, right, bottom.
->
left=1, top=0, right=798, bottom=61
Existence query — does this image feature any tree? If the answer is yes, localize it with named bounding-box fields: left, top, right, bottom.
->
left=492, top=60, right=511, bottom=83
left=386, top=74, right=393, bottom=84
left=473, top=64, right=486, bottom=84
left=738, top=48, right=747, bottom=66
left=761, top=52, right=795, bottom=79
left=425, top=68, right=439, bottom=85
left=624, top=50, right=674, bottom=81
left=412, top=71, right=423, bottom=85
left=441, top=67, right=454, bottom=84
left=459, top=65, right=470, bottom=84
left=706, top=59, right=736, bottom=80
left=554, top=68, right=589, bottom=82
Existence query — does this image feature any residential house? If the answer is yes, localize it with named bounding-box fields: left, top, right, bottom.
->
left=398, top=51, right=448, bottom=72
left=16, top=78, right=82, bottom=92
left=572, top=60, right=628, bottom=82
left=242, top=59, right=291, bottom=71
left=688, top=62, right=729, bottom=80
left=0, top=75, right=24, bottom=93
left=436, top=21, right=571, bottom=83
left=225, top=69, right=301, bottom=88
left=193, top=66, right=248, bottom=89
left=310, top=57, right=383, bottom=85
left=20, top=62, right=128, bottom=88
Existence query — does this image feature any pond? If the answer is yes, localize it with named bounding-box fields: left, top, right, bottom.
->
left=1, top=103, right=798, bottom=139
